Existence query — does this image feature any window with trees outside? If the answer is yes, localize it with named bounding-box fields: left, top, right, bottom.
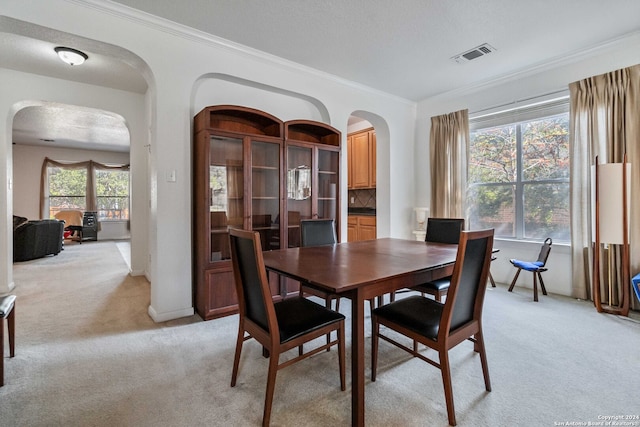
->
left=95, top=169, right=130, bottom=220
left=48, top=166, right=88, bottom=217
left=467, top=101, right=570, bottom=243
left=44, top=158, right=130, bottom=221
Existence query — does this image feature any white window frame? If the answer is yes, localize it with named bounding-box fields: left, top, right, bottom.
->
left=468, top=93, right=570, bottom=242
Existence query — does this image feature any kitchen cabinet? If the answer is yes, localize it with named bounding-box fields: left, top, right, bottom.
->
left=347, top=215, right=377, bottom=242
left=347, top=128, right=376, bottom=189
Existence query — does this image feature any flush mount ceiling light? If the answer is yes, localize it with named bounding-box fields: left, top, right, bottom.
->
left=54, top=46, right=88, bottom=66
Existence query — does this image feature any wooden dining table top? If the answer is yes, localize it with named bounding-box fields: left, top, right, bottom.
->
left=262, top=237, right=459, bottom=295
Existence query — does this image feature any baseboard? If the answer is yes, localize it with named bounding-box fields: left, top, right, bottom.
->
left=148, top=304, right=194, bottom=323
left=129, top=269, right=146, bottom=277
left=1, top=281, right=16, bottom=294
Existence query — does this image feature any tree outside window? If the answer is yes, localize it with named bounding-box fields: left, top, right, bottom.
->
left=95, top=169, right=130, bottom=220
left=467, top=112, right=570, bottom=242
left=48, top=166, right=87, bottom=217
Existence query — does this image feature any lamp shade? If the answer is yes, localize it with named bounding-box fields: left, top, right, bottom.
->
left=414, top=207, right=429, bottom=230
left=592, top=162, right=631, bottom=244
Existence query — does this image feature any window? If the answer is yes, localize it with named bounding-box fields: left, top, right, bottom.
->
left=468, top=101, right=570, bottom=242
left=95, top=169, right=130, bottom=220
left=47, top=166, right=87, bottom=217
left=44, top=159, right=130, bottom=221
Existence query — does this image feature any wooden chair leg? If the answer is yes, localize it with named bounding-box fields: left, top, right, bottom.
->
left=325, top=297, right=332, bottom=352
left=439, top=349, right=457, bottom=426
left=533, top=272, right=539, bottom=302
left=263, top=350, right=279, bottom=427
left=230, top=327, right=245, bottom=387
left=475, top=330, right=492, bottom=392
left=538, top=272, right=548, bottom=295
left=371, top=317, right=379, bottom=382
left=508, top=268, right=522, bottom=292
left=489, top=272, right=496, bottom=287
left=338, top=323, right=346, bottom=391
left=8, top=307, right=15, bottom=358
left=1, top=317, right=4, bottom=387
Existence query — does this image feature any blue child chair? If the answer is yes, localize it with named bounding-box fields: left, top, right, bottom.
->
left=508, top=238, right=552, bottom=302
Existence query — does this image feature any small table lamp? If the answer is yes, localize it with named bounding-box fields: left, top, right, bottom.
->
left=412, top=207, right=429, bottom=241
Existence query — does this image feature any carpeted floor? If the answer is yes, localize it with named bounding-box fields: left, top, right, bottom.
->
left=2, top=240, right=639, bottom=426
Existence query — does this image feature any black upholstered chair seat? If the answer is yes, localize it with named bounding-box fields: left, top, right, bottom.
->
left=275, top=297, right=345, bottom=343
left=373, top=295, right=442, bottom=340
left=416, top=278, right=450, bottom=292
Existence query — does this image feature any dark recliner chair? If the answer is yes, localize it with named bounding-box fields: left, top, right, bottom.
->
left=13, top=219, right=64, bottom=262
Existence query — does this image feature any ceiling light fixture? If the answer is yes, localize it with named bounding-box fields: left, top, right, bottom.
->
left=54, top=46, right=88, bottom=66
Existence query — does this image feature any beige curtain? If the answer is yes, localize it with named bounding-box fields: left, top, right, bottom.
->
left=429, top=109, right=469, bottom=218
left=40, top=157, right=130, bottom=219
left=569, top=64, right=640, bottom=310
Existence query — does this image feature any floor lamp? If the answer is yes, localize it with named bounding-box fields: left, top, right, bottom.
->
left=592, top=155, right=631, bottom=316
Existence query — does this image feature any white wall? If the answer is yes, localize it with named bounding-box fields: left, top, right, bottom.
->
left=416, top=34, right=640, bottom=297
left=1, top=1, right=416, bottom=322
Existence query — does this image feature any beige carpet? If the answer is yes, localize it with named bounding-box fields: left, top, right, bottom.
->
left=2, top=240, right=640, bottom=426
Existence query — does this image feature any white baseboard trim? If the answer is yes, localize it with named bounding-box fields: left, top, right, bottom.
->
left=148, top=305, right=194, bottom=323
left=129, top=269, right=146, bottom=277
left=1, top=281, right=16, bottom=294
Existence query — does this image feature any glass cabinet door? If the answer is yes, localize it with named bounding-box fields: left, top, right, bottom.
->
left=251, top=140, right=280, bottom=251
left=317, top=149, right=339, bottom=221
left=287, top=145, right=312, bottom=247
left=209, top=135, right=243, bottom=262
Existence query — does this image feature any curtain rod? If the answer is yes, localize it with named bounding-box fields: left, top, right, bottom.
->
left=469, top=88, right=569, bottom=118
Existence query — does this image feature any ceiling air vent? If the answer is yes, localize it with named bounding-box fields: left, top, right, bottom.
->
left=451, top=43, right=496, bottom=64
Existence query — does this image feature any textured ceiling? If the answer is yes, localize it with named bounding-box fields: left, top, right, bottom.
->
left=13, top=105, right=129, bottom=153
left=111, top=0, right=640, bottom=100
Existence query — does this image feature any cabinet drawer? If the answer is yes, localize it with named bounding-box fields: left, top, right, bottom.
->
left=359, top=216, right=376, bottom=227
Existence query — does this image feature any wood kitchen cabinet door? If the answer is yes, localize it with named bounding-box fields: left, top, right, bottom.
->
left=348, top=128, right=376, bottom=189
left=350, top=131, right=371, bottom=188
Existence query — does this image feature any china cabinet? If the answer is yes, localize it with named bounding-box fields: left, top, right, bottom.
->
left=193, top=106, right=341, bottom=319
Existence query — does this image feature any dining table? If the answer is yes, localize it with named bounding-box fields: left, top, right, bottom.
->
left=262, top=237, right=459, bottom=427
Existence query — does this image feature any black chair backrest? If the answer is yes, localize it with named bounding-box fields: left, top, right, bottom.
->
left=536, top=238, right=553, bottom=266
left=300, top=219, right=337, bottom=247
left=229, top=229, right=272, bottom=332
left=443, top=229, right=494, bottom=333
left=425, top=218, right=465, bottom=244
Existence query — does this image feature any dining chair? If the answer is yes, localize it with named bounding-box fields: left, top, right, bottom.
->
left=508, top=237, right=552, bottom=301
left=229, top=228, right=346, bottom=427
left=371, top=229, right=494, bottom=426
left=0, top=294, right=16, bottom=387
left=299, top=218, right=341, bottom=307
left=413, top=218, right=465, bottom=301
